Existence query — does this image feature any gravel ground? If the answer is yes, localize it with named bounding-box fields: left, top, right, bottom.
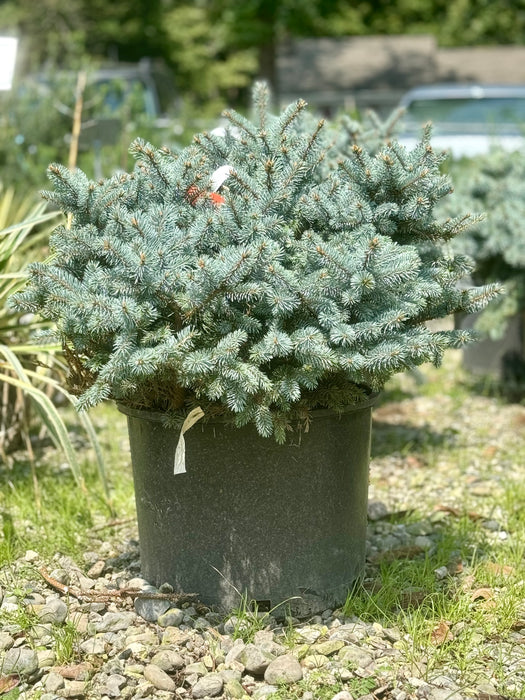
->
left=1, top=352, right=524, bottom=700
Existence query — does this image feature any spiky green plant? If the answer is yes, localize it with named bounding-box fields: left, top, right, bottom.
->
left=0, top=188, right=109, bottom=500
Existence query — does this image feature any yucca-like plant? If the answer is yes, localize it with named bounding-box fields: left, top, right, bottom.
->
left=0, top=188, right=108, bottom=498
left=12, top=84, right=500, bottom=442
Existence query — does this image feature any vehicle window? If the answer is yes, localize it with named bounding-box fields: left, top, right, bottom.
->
left=85, top=78, right=158, bottom=118
left=406, top=98, right=525, bottom=126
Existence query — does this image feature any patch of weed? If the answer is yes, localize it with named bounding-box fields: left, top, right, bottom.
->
left=267, top=668, right=376, bottom=700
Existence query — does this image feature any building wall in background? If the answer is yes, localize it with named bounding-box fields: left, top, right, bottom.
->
left=277, top=36, right=525, bottom=115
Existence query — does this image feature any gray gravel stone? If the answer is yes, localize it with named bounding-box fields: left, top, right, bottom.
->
left=127, top=577, right=152, bottom=589
left=79, top=636, right=107, bottom=654
left=1, top=647, right=39, bottom=676
left=225, top=638, right=246, bottom=666
left=184, top=661, right=208, bottom=676
left=194, top=616, right=212, bottom=631
left=143, top=663, right=176, bottom=691
left=36, top=649, right=56, bottom=668
left=95, top=611, right=136, bottom=632
left=44, top=671, right=65, bottom=692
left=150, top=648, right=185, bottom=671
left=337, top=643, right=374, bottom=668
left=263, top=654, right=303, bottom=685
left=32, top=622, right=53, bottom=641
left=157, top=606, right=184, bottom=627
left=367, top=500, right=389, bottom=520
left=426, top=689, right=464, bottom=700
left=223, top=615, right=243, bottom=635
left=252, top=630, right=286, bottom=657
left=48, top=568, right=70, bottom=585
left=0, top=600, right=18, bottom=614
left=38, top=597, right=68, bottom=624
left=25, top=591, right=46, bottom=606
left=331, top=692, right=354, bottom=700
left=161, top=626, right=191, bottom=645
left=86, top=559, right=106, bottom=578
left=134, top=595, right=171, bottom=622
left=104, top=673, right=128, bottom=697
left=239, top=643, right=275, bottom=675
left=312, top=639, right=345, bottom=656
left=191, top=672, right=224, bottom=698
left=224, top=678, right=246, bottom=698
left=61, top=680, right=88, bottom=698
left=414, top=535, right=435, bottom=549
left=24, top=549, right=39, bottom=562
left=0, top=631, right=14, bottom=650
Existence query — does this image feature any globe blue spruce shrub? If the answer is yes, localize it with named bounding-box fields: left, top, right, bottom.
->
left=12, top=83, right=500, bottom=442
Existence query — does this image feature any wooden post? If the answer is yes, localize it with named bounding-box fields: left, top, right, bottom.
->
left=67, top=71, right=86, bottom=229
left=68, top=70, right=87, bottom=171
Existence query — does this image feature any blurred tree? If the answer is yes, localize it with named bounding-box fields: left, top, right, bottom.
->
left=161, top=2, right=257, bottom=112
left=212, top=0, right=346, bottom=90
left=82, top=0, right=166, bottom=62
left=322, top=0, right=525, bottom=46
left=0, top=0, right=86, bottom=72
left=0, top=0, right=166, bottom=74
left=1, top=0, right=525, bottom=112
left=435, top=0, right=525, bottom=46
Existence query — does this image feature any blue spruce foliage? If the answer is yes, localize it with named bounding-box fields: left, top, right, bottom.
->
left=12, top=83, right=500, bottom=441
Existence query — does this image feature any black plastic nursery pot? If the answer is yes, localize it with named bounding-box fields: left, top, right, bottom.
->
left=455, top=311, right=525, bottom=379
left=118, top=396, right=377, bottom=614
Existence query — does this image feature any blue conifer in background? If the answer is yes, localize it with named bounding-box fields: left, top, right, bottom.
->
left=446, top=149, right=525, bottom=340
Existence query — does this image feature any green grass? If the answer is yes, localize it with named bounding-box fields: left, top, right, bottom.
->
left=267, top=669, right=376, bottom=700
left=357, top=351, right=525, bottom=696
left=0, top=401, right=135, bottom=567
left=50, top=619, right=83, bottom=664
left=0, top=591, right=81, bottom=665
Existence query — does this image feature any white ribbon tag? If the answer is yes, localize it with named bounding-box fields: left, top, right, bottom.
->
left=210, top=165, right=233, bottom=192
left=174, top=407, right=204, bottom=475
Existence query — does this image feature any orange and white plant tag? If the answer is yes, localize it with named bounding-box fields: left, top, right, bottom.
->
left=186, top=165, right=233, bottom=208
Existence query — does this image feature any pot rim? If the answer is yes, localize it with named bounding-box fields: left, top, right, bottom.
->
left=116, top=392, right=379, bottom=423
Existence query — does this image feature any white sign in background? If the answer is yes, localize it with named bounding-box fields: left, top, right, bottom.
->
left=0, top=37, right=18, bottom=90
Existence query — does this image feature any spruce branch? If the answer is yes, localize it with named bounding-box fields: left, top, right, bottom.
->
left=278, top=99, right=308, bottom=136
left=252, top=81, right=270, bottom=131
left=221, top=109, right=259, bottom=142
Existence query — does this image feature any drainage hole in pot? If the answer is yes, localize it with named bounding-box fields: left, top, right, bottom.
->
left=251, top=599, right=271, bottom=612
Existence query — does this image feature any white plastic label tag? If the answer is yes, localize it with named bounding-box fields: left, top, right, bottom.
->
left=210, top=165, right=233, bottom=192
left=174, top=407, right=205, bottom=475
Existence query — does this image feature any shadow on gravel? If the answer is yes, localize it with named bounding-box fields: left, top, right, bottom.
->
left=463, top=371, right=525, bottom=405
left=371, top=418, right=456, bottom=458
